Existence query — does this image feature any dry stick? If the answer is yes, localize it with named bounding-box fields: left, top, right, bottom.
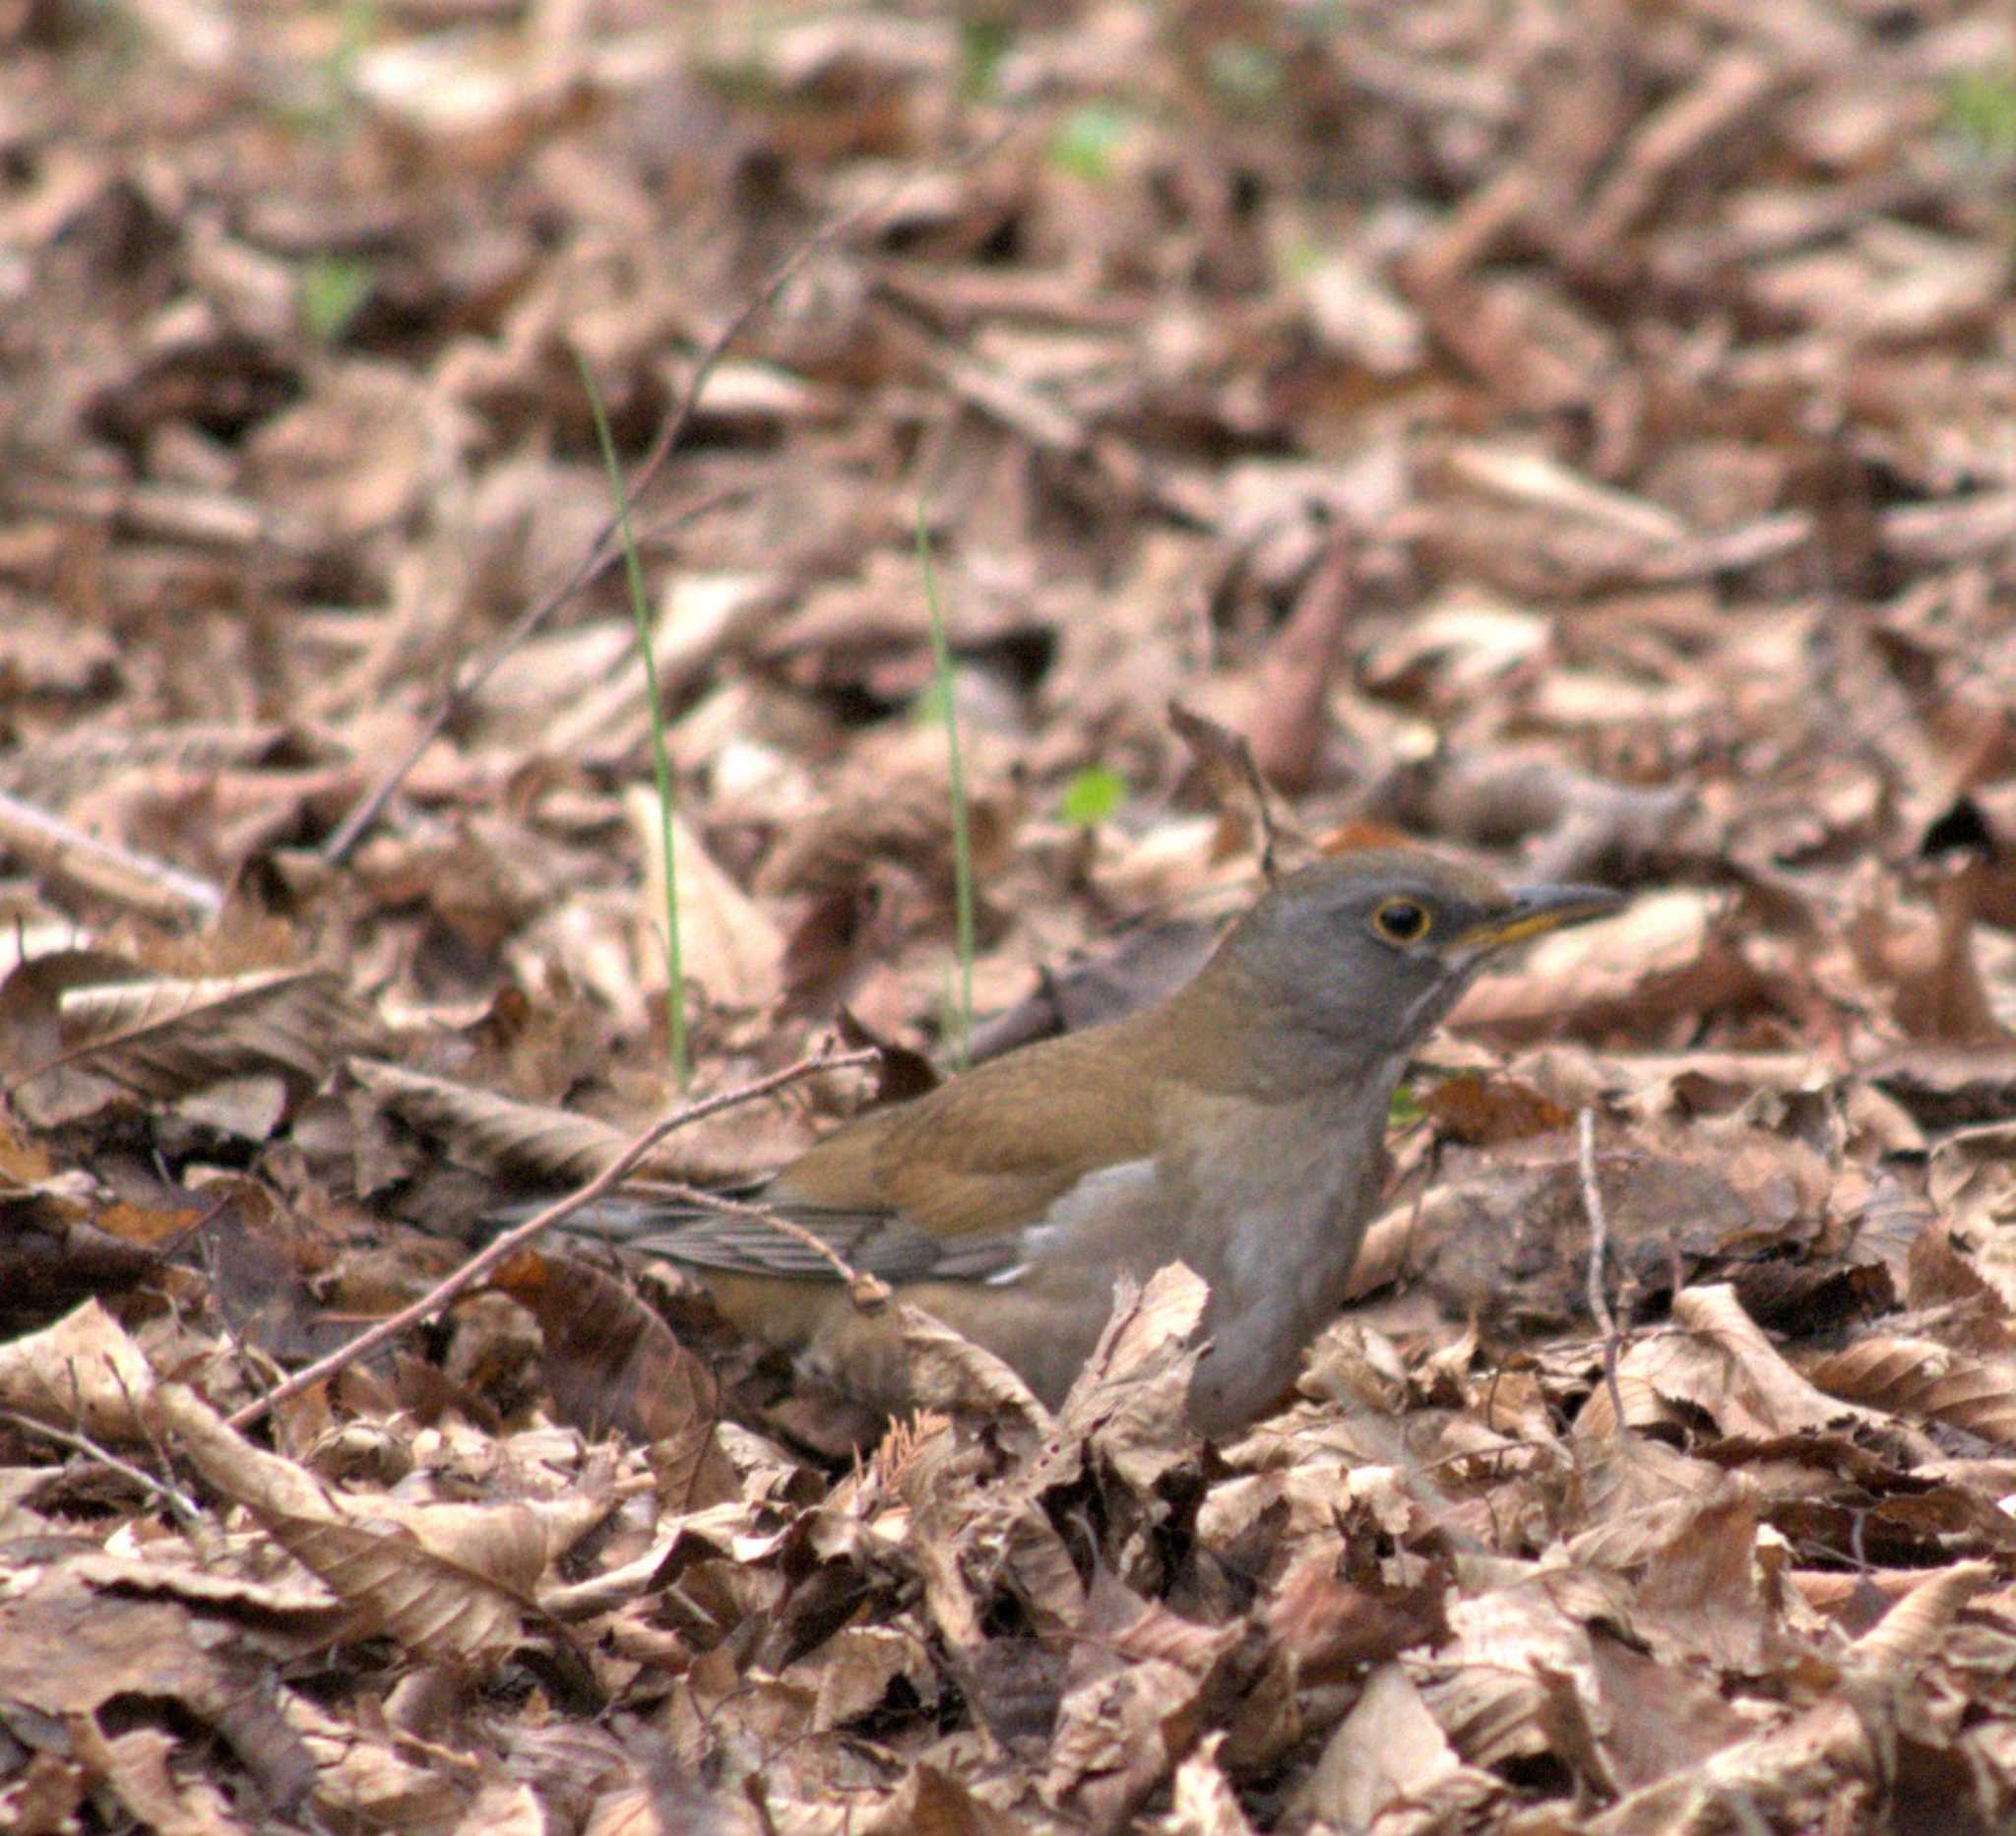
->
left=1578, top=1107, right=1628, bottom=1436
left=623, top=1177, right=890, bottom=1309
left=224, top=1044, right=879, bottom=1431
left=320, top=474, right=730, bottom=863
left=1, top=1409, right=205, bottom=1528
left=1239, top=735, right=1286, bottom=888
left=323, top=135, right=1009, bottom=867
left=321, top=232, right=848, bottom=865
left=0, top=788, right=224, bottom=922
left=1166, top=700, right=1291, bottom=886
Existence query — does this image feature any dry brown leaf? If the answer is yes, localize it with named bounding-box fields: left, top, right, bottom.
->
left=0, top=1563, right=314, bottom=1814
left=281, top=1692, right=463, bottom=1826
left=1162, top=1734, right=1255, bottom=1836
left=350, top=1056, right=631, bottom=1186
left=1620, top=1474, right=1774, bottom=1673
left=1055, top=1261, right=1207, bottom=1458
left=1292, top=1662, right=1497, bottom=1831
left=1577, top=1284, right=1874, bottom=1443
left=1846, top=1559, right=1994, bottom=1680
left=1413, top=1580, right=1604, bottom=1775
left=1243, top=532, right=1354, bottom=795
left=68, top=1717, right=247, bottom=1836
left=1262, top=1552, right=1448, bottom=1682
left=153, top=1384, right=560, bottom=1667
left=779, top=1624, right=939, bottom=1735
left=1042, top=1566, right=1239, bottom=1833
left=0, top=956, right=379, bottom=1131
left=1800, top=1337, right=2016, bottom=1448
left=628, top=795, right=785, bottom=1015
left=0, top=1297, right=158, bottom=1439
left=1928, top=1122, right=2016, bottom=1315
left=898, top=1300, right=1052, bottom=1434
left=489, top=1249, right=738, bottom=1510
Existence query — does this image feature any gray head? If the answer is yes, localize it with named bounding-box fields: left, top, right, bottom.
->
left=1210, top=848, right=1623, bottom=1059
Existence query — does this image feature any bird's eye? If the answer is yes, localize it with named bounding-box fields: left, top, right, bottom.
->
left=1371, top=898, right=1431, bottom=944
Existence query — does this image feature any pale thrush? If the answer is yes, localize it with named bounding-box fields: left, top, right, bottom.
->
left=551, top=848, right=1621, bottom=1435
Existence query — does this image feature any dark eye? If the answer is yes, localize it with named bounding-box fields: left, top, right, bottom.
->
left=1371, top=898, right=1431, bottom=944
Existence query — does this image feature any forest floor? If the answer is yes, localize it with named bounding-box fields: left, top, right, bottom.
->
left=5, top=0, right=2016, bottom=1830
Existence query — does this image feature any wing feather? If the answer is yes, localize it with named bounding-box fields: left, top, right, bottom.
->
left=527, top=1189, right=1029, bottom=1284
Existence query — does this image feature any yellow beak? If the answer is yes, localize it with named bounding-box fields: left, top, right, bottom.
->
left=1456, top=883, right=1625, bottom=954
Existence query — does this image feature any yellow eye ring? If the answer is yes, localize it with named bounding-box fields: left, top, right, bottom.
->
left=1371, top=898, right=1431, bottom=944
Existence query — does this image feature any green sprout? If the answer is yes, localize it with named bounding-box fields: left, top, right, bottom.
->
left=1058, top=764, right=1127, bottom=827
left=578, top=355, right=688, bottom=1091
left=917, top=507, right=975, bottom=1068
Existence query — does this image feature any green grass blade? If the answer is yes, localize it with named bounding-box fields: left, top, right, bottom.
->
left=578, top=355, right=689, bottom=1091
left=916, top=507, right=974, bottom=1067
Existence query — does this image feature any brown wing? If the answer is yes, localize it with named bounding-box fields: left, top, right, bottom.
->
left=776, top=1008, right=1166, bottom=1241
left=533, top=1007, right=1175, bottom=1285
left=546, top=1185, right=1028, bottom=1284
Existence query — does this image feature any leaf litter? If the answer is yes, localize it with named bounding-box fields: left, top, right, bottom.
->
left=5, top=0, right=2016, bottom=1829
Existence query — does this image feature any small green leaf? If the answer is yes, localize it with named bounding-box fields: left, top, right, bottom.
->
left=1049, top=102, right=1131, bottom=182
left=1388, top=1082, right=1421, bottom=1128
left=298, top=255, right=373, bottom=343
left=1058, top=764, right=1127, bottom=827
left=1945, top=68, right=2016, bottom=158
left=1204, top=40, right=1284, bottom=114
left=1277, top=231, right=1325, bottom=285
left=958, top=19, right=1010, bottom=100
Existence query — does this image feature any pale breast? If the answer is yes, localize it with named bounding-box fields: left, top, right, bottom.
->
left=1158, top=1076, right=1393, bottom=1433
left=919, top=1075, right=1392, bottom=1433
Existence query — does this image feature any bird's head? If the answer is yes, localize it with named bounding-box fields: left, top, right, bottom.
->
left=1214, top=848, right=1624, bottom=1059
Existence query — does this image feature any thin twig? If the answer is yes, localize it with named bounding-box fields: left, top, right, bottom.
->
left=323, top=139, right=1006, bottom=866
left=1578, top=1107, right=1628, bottom=1436
left=0, top=788, right=223, bottom=922
left=1, top=1409, right=206, bottom=1528
left=224, top=1044, right=879, bottom=1430
left=1237, top=732, right=1284, bottom=887
left=323, top=465, right=742, bottom=863
left=624, top=1177, right=892, bottom=1312
left=320, top=286, right=823, bottom=861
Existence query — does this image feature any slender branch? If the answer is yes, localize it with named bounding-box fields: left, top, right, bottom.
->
left=224, top=1044, right=880, bottom=1430
left=1577, top=1107, right=1627, bottom=1436
left=0, top=789, right=222, bottom=922
left=625, top=1177, right=891, bottom=1311
left=1, top=1408, right=206, bottom=1528
left=322, top=207, right=874, bottom=865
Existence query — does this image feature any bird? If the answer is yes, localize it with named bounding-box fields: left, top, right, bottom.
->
left=546, top=849, right=1622, bottom=1437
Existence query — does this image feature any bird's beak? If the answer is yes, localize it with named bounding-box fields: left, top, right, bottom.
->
left=1456, top=882, right=1626, bottom=954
